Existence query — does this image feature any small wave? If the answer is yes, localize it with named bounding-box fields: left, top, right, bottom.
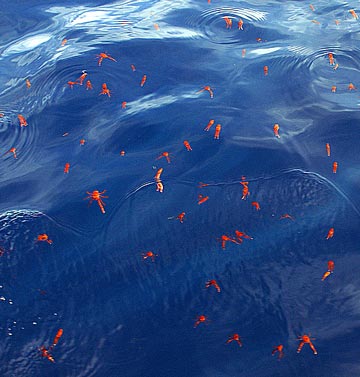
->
left=186, top=6, right=267, bottom=45
left=0, top=112, right=41, bottom=178
left=303, top=47, right=360, bottom=108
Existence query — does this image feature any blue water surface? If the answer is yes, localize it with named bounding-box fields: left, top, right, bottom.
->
left=1, top=0, right=360, bottom=376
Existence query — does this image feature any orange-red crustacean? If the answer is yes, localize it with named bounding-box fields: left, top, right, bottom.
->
left=183, top=140, right=192, bottom=151
left=39, top=328, right=63, bottom=363
left=240, top=181, right=250, bottom=200
left=321, top=260, right=335, bottom=281
left=96, top=52, right=117, bottom=66
left=67, top=81, right=79, bottom=89
left=214, top=124, right=221, bottom=139
left=226, top=334, right=243, bottom=347
left=4, top=148, right=17, bottom=159
left=205, top=279, right=221, bottom=292
left=326, top=227, right=334, bottom=239
left=273, top=123, right=280, bottom=138
left=18, top=114, right=28, bottom=127
left=326, top=143, right=331, bottom=156
left=142, top=251, right=157, bottom=261
left=194, top=315, right=208, bottom=328
left=198, top=182, right=210, bottom=188
left=64, top=163, right=70, bottom=173
left=349, top=9, right=359, bottom=19
left=204, top=119, right=215, bottom=131
left=156, top=152, right=172, bottom=163
left=51, top=329, right=63, bottom=348
left=156, top=181, right=164, bottom=193
left=272, top=344, right=284, bottom=360
left=328, top=53, right=334, bottom=65
left=280, top=214, right=294, bottom=220
left=77, top=71, right=87, bottom=85
left=235, top=230, right=253, bottom=242
left=198, top=194, right=209, bottom=205
left=140, top=75, right=147, bottom=87
left=39, top=346, right=54, bottom=363
left=197, top=86, right=214, bottom=98
left=251, top=201, right=260, bottom=210
left=154, top=167, right=164, bottom=192
left=176, top=212, right=186, bottom=223
left=100, top=83, right=111, bottom=97
left=297, top=334, right=317, bottom=355
left=219, top=235, right=240, bottom=249
left=84, top=190, right=108, bottom=214
left=223, top=16, right=232, bottom=29
left=36, top=234, right=53, bottom=244
left=154, top=168, right=163, bottom=181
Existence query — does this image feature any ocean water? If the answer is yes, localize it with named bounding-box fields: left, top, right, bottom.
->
left=1, top=1, right=360, bottom=376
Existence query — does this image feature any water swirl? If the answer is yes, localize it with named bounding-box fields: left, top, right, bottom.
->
left=186, top=6, right=267, bottom=45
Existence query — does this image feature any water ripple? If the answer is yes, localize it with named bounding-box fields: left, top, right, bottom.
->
left=186, top=6, right=267, bottom=44
left=0, top=114, right=40, bottom=177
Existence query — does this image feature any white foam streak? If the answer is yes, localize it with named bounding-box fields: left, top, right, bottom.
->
left=2, top=34, right=51, bottom=56
left=47, top=0, right=200, bottom=44
left=1, top=0, right=200, bottom=65
left=125, top=91, right=198, bottom=116
left=250, top=47, right=281, bottom=56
